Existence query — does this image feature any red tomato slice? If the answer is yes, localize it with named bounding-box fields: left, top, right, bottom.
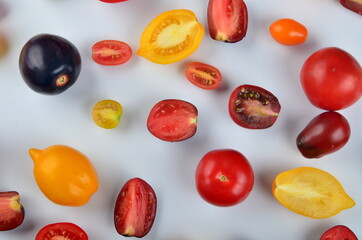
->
left=35, top=222, right=88, bottom=240
left=147, top=99, right=198, bottom=142
left=114, top=178, right=157, bottom=238
left=92, top=40, right=132, bottom=66
left=320, top=225, right=358, bottom=240
left=99, top=0, right=128, bottom=3
left=185, top=62, right=222, bottom=90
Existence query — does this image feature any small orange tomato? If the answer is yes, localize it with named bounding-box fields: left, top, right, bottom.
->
left=92, top=100, right=123, bottom=129
left=269, top=18, right=308, bottom=46
left=29, top=145, right=99, bottom=206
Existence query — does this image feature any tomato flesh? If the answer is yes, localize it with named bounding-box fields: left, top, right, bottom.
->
left=92, top=40, right=132, bottom=66
left=0, top=191, right=25, bottom=231
left=269, top=18, right=308, bottom=46
left=320, top=225, right=358, bottom=240
left=228, top=84, right=281, bottom=129
left=300, top=47, right=362, bottom=110
left=185, top=62, right=222, bottom=89
left=147, top=99, right=198, bottom=142
left=92, top=100, right=123, bottom=129
left=195, top=149, right=254, bottom=207
left=208, top=0, right=248, bottom=43
left=98, top=0, right=128, bottom=3
left=296, top=111, right=350, bottom=159
left=35, top=222, right=88, bottom=240
left=114, top=178, right=157, bottom=238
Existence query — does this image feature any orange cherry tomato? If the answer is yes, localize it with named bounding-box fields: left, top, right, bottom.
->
left=269, top=18, right=308, bottom=46
left=29, top=145, right=99, bottom=206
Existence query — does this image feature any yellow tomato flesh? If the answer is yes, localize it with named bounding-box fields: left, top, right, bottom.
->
left=30, top=145, right=99, bottom=206
left=137, top=9, right=204, bottom=64
left=92, top=100, right=123, bottom=129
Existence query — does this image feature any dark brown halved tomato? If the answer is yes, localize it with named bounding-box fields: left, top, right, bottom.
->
left=185, top=62, right=222, bottom=90
left=320, top=225, right=358, bottom=240
left=208, top=0, right=248, bottom=43
left=147, top=99, right=198, bottom=142
left=228, top=85, right=281, bottom=129
left=35, top=222, right=88, bottom=240
left=0, top=191, right=25, bottom=231
left=114, top=178, right=157, bottom=238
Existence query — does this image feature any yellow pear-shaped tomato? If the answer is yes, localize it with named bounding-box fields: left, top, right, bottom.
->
left=29, top=145, right=98, bottom=206
left=137, top=9, right=204, bottom=64
left=272, top=167, right=355, bottom=219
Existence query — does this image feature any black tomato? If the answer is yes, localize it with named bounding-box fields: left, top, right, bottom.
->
left=19, top=34, right=81, bottom=95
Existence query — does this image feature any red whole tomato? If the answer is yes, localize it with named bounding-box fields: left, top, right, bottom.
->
left=114, top=178, right=157, bottom=238
left=92, top=40, right=132, bottom=66
left=147, top=99, right=198, bottom=142
left=228, top=84, right=281, bottom=129
left=320, top=225, right=358, bottom=240
left=99, top=0, right=127, bottom=3
left=195, top=149, right=254, bottom=207
left=296, top=111, right=350, bottom=159
left=300, top=47, right=362, bottom=110
left=185, top=62, right=222, bottom=90
left=35, top=222, right=88, bottom=240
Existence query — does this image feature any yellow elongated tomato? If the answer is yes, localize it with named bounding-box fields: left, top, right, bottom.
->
left=29, top=145, right=99, bottom=206
left=272, top=167, right=355, bottom=219
left=137, top=9, right=204, bottom=64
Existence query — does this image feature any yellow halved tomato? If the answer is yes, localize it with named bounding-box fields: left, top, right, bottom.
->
left=92, top=100, right=123, bottom=129
left=29, top=145, right=99, bottom=206
left=272, top=167, right=355, bottom=219
left=137, top=9, right=204, bottom=64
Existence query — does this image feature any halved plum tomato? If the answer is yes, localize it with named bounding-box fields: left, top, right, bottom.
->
left=228, top=85, right=281, bottom=129
left=99, top=0, right=127, bottom=2
left=35, top=222, right=88, bottom=240
left=114, top=178, right=157, bottom=238
left=0, top=191, right=25, bottom=231
left=185, top=62, right=222, bottom=90
left=147, top=99, right=198, bottom=142
left=320, top=225, right=358, bottom=240
left=137, top=9, right=204, bottom=64
left=92, top=40, right=132, bottom=66
left=208, top=0, right=248, bottom=43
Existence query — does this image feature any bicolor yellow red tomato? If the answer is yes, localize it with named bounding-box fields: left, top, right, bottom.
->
left=92, top=100, right=123, bottom=129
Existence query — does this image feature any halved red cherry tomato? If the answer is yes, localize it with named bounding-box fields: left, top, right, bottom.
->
left=195, top=149, right=254, bottom=207
left=320, top=225, right=358, bottom=240
left=92, top=40, right=132, bottom=66
left=269, top=18, right=308, bottom=46
left=35, top=222, right=88, bottom=240
left=147, top=99, right=198, bottom=142
left=114, top=178, right=157, bottom=238
left=185, top=62, right=222, bottom=90
left=228, top=84, right=281, bottom=129
left=0, top=191, right=25, bottom=231
left=98, top=0, right=127, bottom=3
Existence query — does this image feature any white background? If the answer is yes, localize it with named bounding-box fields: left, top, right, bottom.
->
left=0, top=0, right=361, bottom=239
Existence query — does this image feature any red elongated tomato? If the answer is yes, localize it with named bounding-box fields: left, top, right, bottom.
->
left=35, top=222, right=88, bottom=240
left=320, top=225, right=358, bottom=240
left=147, top=99, right=198, bottom=142
left=92, top=40, right=132, bottom=66
left=0, top=191, right=24, bottom=231
left=185, top=62, right=222, bottom=89
left=208, top=0, right=248, bottom=43
left=340, top=0, right=362, bottom=15
left=114, top=178, right=157, bottom=238
left=195, top=149, right=254, bottom=207
left=99, top=0, right=127, bottom=3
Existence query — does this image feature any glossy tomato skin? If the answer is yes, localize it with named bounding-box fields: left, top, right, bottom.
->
left=195, top=149, right=254, bottom=207
left=320, top=225, right=358, bottom=240
left=92, top=40, right=132, bottom=66
left=269, top=18, right=308, bottom=46
left=19, top=34, right=81, bottom=95
left=0, top=191, right=25, bottom=231
left=296, top=111, right=350, bottom=159
left=340, top=0, right=362, bottom=15
left=228, top=84, right=281, bottom=129
left=185, top=62, right=222, bottom=89
left=114, top=178, right=157, bottom=238
left=35, top=222, right=88, bottom=240
left=300, top=47, right=362, bottom=110
left=147, top=99, right=198, bottom=142
left=208, top=0, right=248, bottom=43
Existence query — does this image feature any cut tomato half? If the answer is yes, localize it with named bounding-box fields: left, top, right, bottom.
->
left=137, top=9, right=204, bottom=64
left=185, top=62, right=222, bottom=90
left=92, top=40, right=132, bottom=66
left=35, top=222, right=88, bottom=240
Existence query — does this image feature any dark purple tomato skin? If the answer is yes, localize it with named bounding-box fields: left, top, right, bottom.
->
left=19, top=34, right=81, bottom=95
left=296, top=111, right=351, bottom=159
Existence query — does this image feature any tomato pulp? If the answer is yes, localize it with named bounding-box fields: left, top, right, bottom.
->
left=185, top=62, right=222, bottom=89
left=92, top=40, right=132, bottom=65
left=35, top=222, right=88, bottom=240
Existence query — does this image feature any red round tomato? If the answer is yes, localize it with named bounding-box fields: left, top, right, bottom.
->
left=185, top=62, right=222, bottom=90
left=228, top=84, right=281, bottom=129
left=99, top=0, right=127, bottom=3
left=147, top=99, right=198, bottom=142
left=195, top=149, right=254, bottom=207
left=320, top=225, right=357, bottom=240
left=35, top=222, right=88, bottom=240
left=269, top=18, right=308, bottom=46
left=92, top=40, right=132, bottom=66
left=300, top=47, right=362, bottom=110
